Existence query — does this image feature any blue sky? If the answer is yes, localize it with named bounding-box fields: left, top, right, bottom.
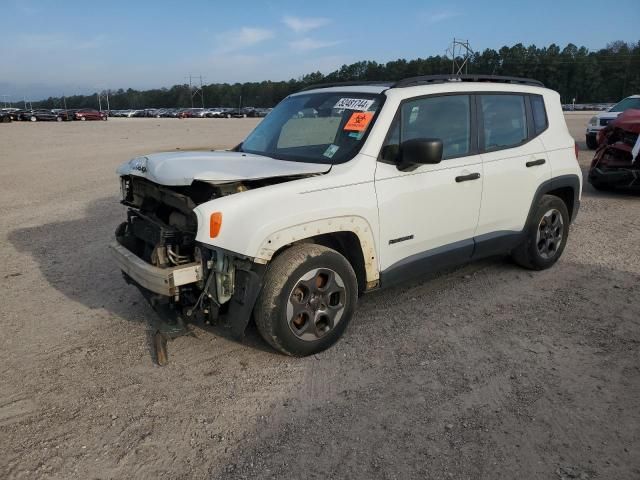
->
left=1, top=0, right=638, bottom=100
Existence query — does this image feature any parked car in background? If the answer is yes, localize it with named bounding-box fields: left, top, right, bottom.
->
left=205, top=108, right=226, bottom=118
left=75, top=109, right=107, bottom=121
left=20, top=109, right=60, bottom=121
left=177, top=108, right=194, bottom=118
left=588, top=108, right=640, bottom=190
left=586, top=95, right=640, bottom=149
left=53, top=109, right=76, bottom=121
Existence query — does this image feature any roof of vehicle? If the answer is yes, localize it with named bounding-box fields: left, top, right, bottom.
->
left=298, top=75, right=544, bottom=96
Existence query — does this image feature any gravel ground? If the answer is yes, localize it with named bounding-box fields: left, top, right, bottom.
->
left=0, top=114, right=638, bottom=480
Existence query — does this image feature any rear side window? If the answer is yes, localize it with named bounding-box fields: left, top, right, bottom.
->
left=400, top=95, right=471, bottom=159
left=530, top=95, right=548, bottom=135
left=480, top=95, right=527, bottom=150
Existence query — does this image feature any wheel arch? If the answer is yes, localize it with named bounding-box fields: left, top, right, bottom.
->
left=526, top=174, right=581, bottom=225
left=257, top=217, right=379, bottom=292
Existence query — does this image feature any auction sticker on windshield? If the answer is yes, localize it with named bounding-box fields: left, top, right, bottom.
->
left=323, top=144, right=340, bottom=158
left=334, top=98, right=375, bottom=111
left=344, top=112, right=374, bottom=131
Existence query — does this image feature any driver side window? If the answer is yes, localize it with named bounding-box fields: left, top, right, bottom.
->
left=382, top=95, right=472, bottom=162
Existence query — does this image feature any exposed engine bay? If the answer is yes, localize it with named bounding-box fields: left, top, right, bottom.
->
left=113, top=174, right=298, bottom=337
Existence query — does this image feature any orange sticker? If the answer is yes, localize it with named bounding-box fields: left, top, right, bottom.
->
left=344, top=111, right=373, bottom=131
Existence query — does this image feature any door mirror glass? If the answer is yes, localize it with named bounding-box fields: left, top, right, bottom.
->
left=398, top=138, right=443, bottom=170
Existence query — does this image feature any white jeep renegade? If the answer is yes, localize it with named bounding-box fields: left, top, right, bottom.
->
left=112, top=74, right=582, bottom=357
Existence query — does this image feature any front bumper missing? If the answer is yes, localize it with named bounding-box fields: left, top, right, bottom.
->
left=109, top=241, right=202, bottom=296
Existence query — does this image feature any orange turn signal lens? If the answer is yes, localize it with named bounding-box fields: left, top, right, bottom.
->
left=209, top=212, right=222, bottom=238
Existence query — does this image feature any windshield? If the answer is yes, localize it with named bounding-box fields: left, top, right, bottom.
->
left=240, top=92, right=384, bottom=164
left=610, top=97, right=640, bottom=112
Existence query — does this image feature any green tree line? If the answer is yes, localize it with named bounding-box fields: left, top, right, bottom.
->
left=29, top=40, right=640, bottom=110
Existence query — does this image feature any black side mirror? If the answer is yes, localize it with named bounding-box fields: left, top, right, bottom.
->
left=397, top=138, right=443, bottom=171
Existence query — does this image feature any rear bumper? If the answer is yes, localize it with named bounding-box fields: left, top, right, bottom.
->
left=109, top=241, right=202, bottom=296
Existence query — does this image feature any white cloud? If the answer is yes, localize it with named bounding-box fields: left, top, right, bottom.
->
left=289, top=38, right=341, bottom=52
left=283, top=16, right=330, bottom=33
left=214, top=27, right=274, bottom=53
left=427, top=11, right=462, bottom=23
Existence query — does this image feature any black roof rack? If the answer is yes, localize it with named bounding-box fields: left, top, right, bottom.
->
left=300, top=81, right=393, bottom=91
left=301, top=74, right=543, bottom=92
left=392, top=74, right=544, bottom=88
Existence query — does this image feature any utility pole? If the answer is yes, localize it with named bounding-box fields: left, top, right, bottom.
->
left=185, top=74, right=205, bottom=108
left=1, top=94, right=9, bottom=108
left=97, top=90, right=110, bottom=112
left=446, top=38, right=475, bottom=75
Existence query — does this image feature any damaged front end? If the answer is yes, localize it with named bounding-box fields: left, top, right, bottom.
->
left=589, top=109, right=640, bottom=189
left=110, top=175, right=266, bottom=362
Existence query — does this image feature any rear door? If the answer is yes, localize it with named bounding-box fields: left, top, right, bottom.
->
left=475, top=93, right=552, bottom=242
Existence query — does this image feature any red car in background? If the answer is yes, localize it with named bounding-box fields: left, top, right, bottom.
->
left=588, top=109, right=640, bottom=190
left=74, top=109, right=107, bottom=121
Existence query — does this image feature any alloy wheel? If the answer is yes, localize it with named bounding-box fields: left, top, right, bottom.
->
left=536, top=208, right=564, bottom=259
left=286, top=268, right=346, bottom=341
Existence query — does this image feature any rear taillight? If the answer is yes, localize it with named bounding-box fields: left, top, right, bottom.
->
left=574, top=142, right=579, bottom=159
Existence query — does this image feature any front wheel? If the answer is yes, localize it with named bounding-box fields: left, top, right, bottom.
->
left=255, top=244, right=358, bottom=356
left=586, top=135, right=598, bottom=150
left=30, top=116, right=37, bottom=122
left=512, top=194, right=570, bottom=270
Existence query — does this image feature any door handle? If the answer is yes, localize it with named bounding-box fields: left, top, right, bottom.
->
left=455, top=172, right=481, bottom=183
left=526, top=159, right=546, bottom=167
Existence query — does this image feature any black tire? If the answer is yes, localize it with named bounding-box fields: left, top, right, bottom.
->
left=586, top=135, right=598, bottom=150
left=254, top=244, right=358, bottom=356
left=512, top=194, right=570, bottom=270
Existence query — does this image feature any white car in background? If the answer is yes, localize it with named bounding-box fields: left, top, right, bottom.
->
left=586, top=95, right=640, bottom=149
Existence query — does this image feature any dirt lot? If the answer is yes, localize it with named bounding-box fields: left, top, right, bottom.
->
left=0, top=114, right=638, bottom=480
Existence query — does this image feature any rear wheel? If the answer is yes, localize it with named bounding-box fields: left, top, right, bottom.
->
left=255, top=244, right=358, bottom=356
left=512, top=194, right=570, bottom=270
left=586, top=135, right=598, bottom=150
left=30, top=116, right=37, bottom=122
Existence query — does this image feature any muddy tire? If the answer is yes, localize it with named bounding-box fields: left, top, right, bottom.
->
left=512, top=194, right=570, bottom=270
left=255, top=244, right=358, bottom=356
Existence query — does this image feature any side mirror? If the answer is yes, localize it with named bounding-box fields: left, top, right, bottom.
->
left=398, top=138, right=443, bottom=171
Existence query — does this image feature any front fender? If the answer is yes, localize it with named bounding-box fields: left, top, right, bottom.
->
left=193, top=156, right=381, bottom=282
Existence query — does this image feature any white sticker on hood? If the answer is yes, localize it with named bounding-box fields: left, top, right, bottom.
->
left=334, top=98, right=375, bottom=111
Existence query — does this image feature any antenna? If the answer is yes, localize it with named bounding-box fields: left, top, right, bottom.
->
left=445, top=38, right=475, bottom=75
left=185, top=74, right=205, bottom=108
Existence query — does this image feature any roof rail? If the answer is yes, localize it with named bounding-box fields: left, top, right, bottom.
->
left=298, top=75, right=544, bottom=93
left=392, top=74, right=544, bottom=88
left=300, top=81, right=393, bottom=91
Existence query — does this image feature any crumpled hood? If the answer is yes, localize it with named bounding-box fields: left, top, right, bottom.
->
left=116, top=150, right=330, bottom=186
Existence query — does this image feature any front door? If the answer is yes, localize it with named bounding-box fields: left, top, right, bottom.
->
left=374, top=94, right=483, bottom=286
